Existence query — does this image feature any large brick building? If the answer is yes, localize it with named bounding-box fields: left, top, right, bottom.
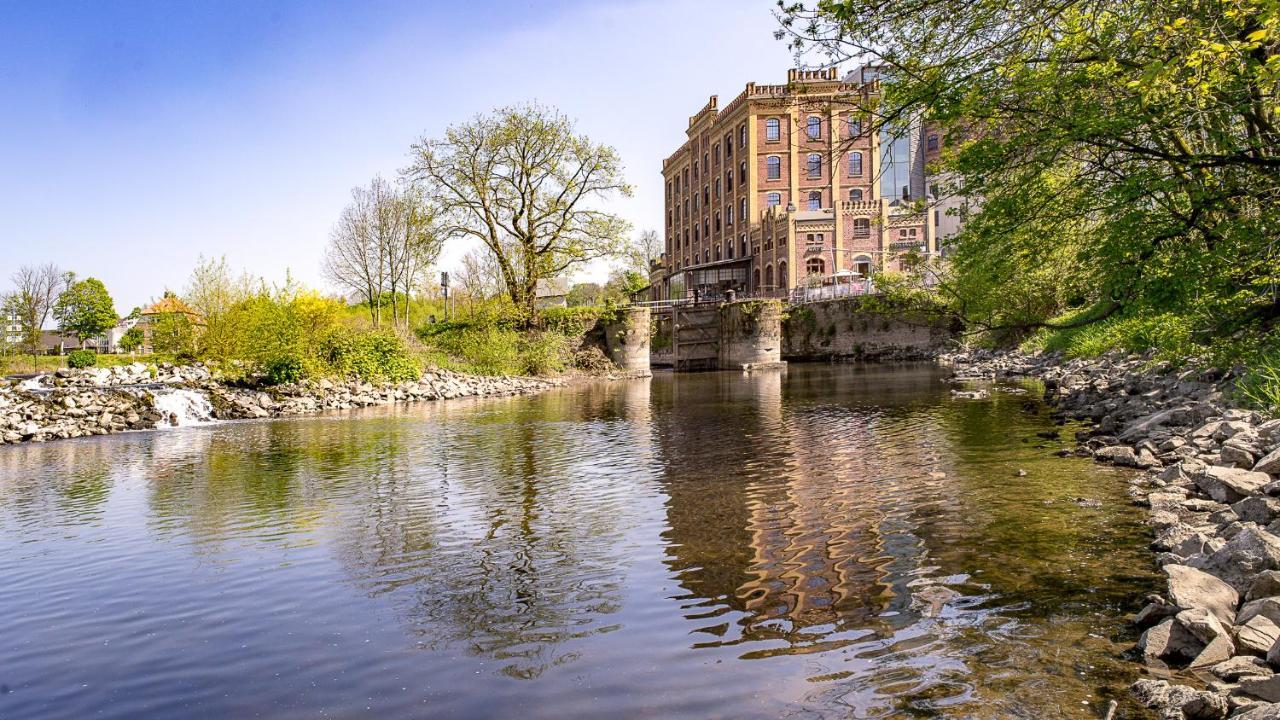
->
left=656, top=67, right=948, bottom=301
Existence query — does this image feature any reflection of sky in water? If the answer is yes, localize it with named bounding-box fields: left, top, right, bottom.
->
left=0, top=365, right=1158, bottom=719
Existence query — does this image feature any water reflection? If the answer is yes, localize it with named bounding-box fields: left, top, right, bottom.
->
left=0, top=365, right=1157, bottom=719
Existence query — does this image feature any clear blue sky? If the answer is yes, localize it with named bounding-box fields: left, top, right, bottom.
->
left=0, top=0, right=799, bottom=313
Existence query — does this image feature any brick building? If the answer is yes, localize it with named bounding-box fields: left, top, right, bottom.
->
left=656, top=67, right=948, bottom=301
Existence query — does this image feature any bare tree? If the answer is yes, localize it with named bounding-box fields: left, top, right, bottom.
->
left=9, top=264, right=61, bottom=363
left=325, top=177, right=442, bottom=331
left=453, top=247, right=505, bottom=316
left=404, top=103, right=632, bottom=328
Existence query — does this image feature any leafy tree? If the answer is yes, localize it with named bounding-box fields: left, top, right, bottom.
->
left=54, top=277, right=117, bottom=345
left=566, top=282, right=604, bottom=307
left=150, top=312, right=195, bottom=357
left=780, top=0, right=1280, bottom=353
left=118, top=326, right=144, bottom=353
left=405, top=103, right=632, bottom=328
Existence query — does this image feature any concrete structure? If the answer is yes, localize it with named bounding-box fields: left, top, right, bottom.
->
left=782, top=297, right=953, bottom=360
left=657, top=66, right=952, bottom=302
left=603, top=306, right=652, bottom=375
left=671, top=300, right=785, bottom=372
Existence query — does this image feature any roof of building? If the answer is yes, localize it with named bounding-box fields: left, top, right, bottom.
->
left=141, top=296, right=201, bottom=317
left=534, top=278, right=569, bottom=298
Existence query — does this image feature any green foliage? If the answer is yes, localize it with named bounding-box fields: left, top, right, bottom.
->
left=321, top=329, right=420, bottom=383
left=1237, top=356, right=1280, bottom=413
left=263, top=354, right=307, bottom=385
left=118, top=326, right=145, bottom=353
left=66, top=349, right=97, bottom=369
left=54, top=278, right=117, bottom=342
left=540, top=305, right=605, bottom=335
left=149, top=313, right=196, bottom=358
left=417, top=315, right=584, bottom=376
left=783, top=0, right=1280, bottom=360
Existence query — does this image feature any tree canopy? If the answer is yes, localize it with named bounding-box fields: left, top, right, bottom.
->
left=405, top=103, right=632, bottom=328
left=780, top=0, right=1280, bottom=355
left=54, top=277, right=118, bottom=344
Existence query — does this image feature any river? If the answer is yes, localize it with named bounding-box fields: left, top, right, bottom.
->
left=0, top=363, right=1158, bottom=719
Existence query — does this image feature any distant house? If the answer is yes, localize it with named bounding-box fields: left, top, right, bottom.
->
left=534, top=278, right=570, bottom=309
left=139, top=294, right=205, bottom=352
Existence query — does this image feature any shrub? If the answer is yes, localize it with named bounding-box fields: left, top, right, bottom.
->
left=1237, top=353, right=1280, bottom=413
left=67, top=349, right=97, bottom=369
left=519, top=332, right=571, bottom=375
left=322, top=329, right=421, bottom=383
left=541, top=306, right=604, bottom=335
left=263, top=354, right=306, bottom=385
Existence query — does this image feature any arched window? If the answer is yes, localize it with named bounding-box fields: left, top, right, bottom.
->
left=848, top=188, right=863, bottom=202
left=766, top=118, right=780, bottom=142
left=740, top=234, right=747, bottom=258
left=848, top=151, right=863, bottom=176
left=808, top=190, right=821, bottom=210
left=764, top=264, right=774, bottom=288
left=807, top=153, right=822, bottom=177
left=740, top=198, right=747, bottom=219
left=852, top=218, right=871, bottom=237
left=715, top=245, right=721, bottom=261
left=778, top=261, right=788, bottom=290
left=766, top=192, right=781, bottom=208
left=766, top=156, right=781, bottom=180
left=714, top=211, right=721, bottom=232
left=739, top=161, right=747, bottom=183
left=806, top=257, right=825, bottom=276
left=753, top=268, right=761, bottom=289
left=853, top=255, right=872, bottom=277
left=740, top=123, right=747, bottom=147
left=714, top=177, right=721, bottom=198
left=807, top=116, right=821, bottom=140
left=703, top=249, right=710, bottom=263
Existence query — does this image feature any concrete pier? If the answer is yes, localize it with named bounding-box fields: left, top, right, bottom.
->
left=604, top=306, right=652, bottom=374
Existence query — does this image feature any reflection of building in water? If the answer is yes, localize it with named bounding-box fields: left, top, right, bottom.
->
left=658, top=368, right=954, bottom=647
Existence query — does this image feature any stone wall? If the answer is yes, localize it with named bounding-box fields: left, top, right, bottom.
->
left=718, top=300, right=784, bottom=369
left=782, top=297, right=953, bottom=361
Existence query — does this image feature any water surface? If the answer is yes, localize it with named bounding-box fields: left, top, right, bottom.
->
left=0, top=364, right=1157, bottom=719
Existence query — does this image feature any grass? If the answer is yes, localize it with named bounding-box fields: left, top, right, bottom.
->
left=0, top=353, right=163, bottom=376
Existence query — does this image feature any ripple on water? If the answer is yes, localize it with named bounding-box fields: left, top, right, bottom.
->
left=0, top=365, right=1159, bottom=719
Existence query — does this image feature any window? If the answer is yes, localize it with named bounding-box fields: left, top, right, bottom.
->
left=714, top=143, right=720, bottom=164
left=694, top=225, right=700, bottom=242
left=927, top=134, right=939, bottom=151
left=807, top=116, right=821, bottom=140
left=715, top=245, right=721, bottom=261
left=727, top=241, right=733, bottom=259
left=739, top=161, right=747, bottom=183
left=682, top=168, right=688, bottom=186
left=704, top=186, right=710, bottom=206
left=684, top=229, right=689, bottom=247
left=726, top=205, right=733, bottom=226
left=766, top=118, right=780, bottom=142
left=753, top=268, right=761, bottom=289
left=693, top=194, right=699, bottom=212
left=740, top=124, right=747, bottom=147
left=715, top=178, right=721, bottom=199
left=902, top=186, right=910, bottom=201
left=740, top=234, right=747, bottom=258
left=740, top=198, right=747, bottom=219
left=703, top=219, right=709, bottom=238
left=806, top=257, right=825, bottom=275
left=725, top=170, right=732, bottom=191
left=848, top=189, right=863, bottom=202
left=684, top=199, right=689, bottom=217
left=853, top=256, right=872, bottom=277
left=807, top=191, right=821, bottom=210
left=666, top=181, right=671, bottom=199
left=667, top=209, right=672, bottom=226
left=852, top=218, right=871, bottom=237
left=703, top=153, right=709, bottom=171
left=807, top=153, right=822, bottom=177
left=725, top=133, right=732, bottom=157
left=766, top=156, right=781, bottom=180
left=766, top=192, right=781, bottom=207
left=704, top=249, right=709, bottom=263
left=693, top=160, right=699, bottom=178
left=674, top=177, right=680, bottom=194
left=778, top=261, right=788, bottom=289
left=765, top=264, right=774, bottom=287
left=848, top=151, right=863, bottom=177
left=848, top=117, right=862, bottom=137
left=714, top=212, right=721, bottom=232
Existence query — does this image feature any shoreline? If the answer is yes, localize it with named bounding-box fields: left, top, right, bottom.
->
left=942, top=350, right=1280, bottom=719
left=0, top=362, right=646, bottom=445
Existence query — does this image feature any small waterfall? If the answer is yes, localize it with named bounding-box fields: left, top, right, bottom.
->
left=149, top=388, right=215, bottom=427
left=18, top=375, right=49, bottom=392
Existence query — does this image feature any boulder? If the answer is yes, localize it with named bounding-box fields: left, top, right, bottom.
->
left=1195, top=526, right=1280, bottom=593
left=1165, top=564, right=1241, bottom=626
left=1096, top=445, right=1140, bottom=466
left=1233, top=704, right=1280, bottom=720
left=1195, top=466, right=1273, bottom=504
left=1243, top=675, right=1280, bottom=703
left=1241, top=598, right=1280, bottom=627
left=1139, top=617, right=1205, bottom=664
left=1131, top=679, right=1229, bottom=720
left=1237, top=497, right=1280, bottom=525
left=1189, top=633, right=1236, bottom=668
left=1209, top=655, right=1272, bottom=681
left=1258, top=449, right=1280, bottom=477
left=1237, top=615, right=1280, bottom=656
left=1179, top=607, right=1231, bottom=644
left=1250, top=573, right=1280, bottom=602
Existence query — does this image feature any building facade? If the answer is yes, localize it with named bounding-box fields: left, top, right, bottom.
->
left=657, top=67, right=948, bottom=301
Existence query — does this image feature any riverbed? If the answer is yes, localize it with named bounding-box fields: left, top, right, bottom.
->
left=0, top=363, right=1158, bottom=719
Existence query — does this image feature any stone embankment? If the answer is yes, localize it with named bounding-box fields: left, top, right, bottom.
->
left=1, top=363, right=567, bottom=444
left=943, top=350, right=1280, bottom=720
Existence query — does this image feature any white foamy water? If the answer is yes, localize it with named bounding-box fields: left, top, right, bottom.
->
left=18, top=375, right=48, bottom=392
left=148, top=388, right=215, bottom=427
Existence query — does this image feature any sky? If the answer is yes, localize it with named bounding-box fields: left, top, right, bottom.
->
left=0, top=0, right=804, bottom=313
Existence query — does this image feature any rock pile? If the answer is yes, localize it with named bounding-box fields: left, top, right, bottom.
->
left=1, top=363, right=567, bottom=444
left=943, top=349, right=1280, bottom=719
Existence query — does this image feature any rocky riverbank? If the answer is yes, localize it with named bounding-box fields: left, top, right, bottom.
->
left=942, top=350, right=1280, bottom=719
left=0, top=362, right=583, bottom=444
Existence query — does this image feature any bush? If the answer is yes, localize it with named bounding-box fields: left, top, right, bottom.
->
left=263, top=354, right=306, bottom=385
left=541, top=306, right=604, bottom=335
left=1025, top=310, right=1196, bottom=360
left=519, top=332, right=571, bottom=375
left=67, top=349, right=97, bottom=369
left=322, top=329, right=421, bottom=383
